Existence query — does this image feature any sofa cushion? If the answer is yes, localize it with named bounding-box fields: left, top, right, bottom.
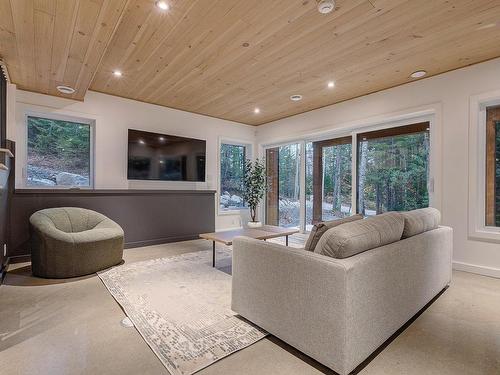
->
left=303, top=214, right=363, bottom=252
left=401, top=207, right=441, bottom=238
left=314, top=212, right=404, bottom=259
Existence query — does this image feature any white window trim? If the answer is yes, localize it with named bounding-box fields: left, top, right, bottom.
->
left=468, top=90, right=500, bottom=242
left=217, top=137, right=253, bottom=216
left=258, top=104, right=442, bottom=230
left=22, top=111, right=95, bottom=189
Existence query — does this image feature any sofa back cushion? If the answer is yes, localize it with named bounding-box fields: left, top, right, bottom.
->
left=401, top=207, right=441, bottom=238
left=304, top=214, right=363, bottom=252
left=314, top=212, right=404, bottom=259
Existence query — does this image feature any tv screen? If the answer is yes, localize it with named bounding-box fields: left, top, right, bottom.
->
left=127, top=129, right=206, bottom=182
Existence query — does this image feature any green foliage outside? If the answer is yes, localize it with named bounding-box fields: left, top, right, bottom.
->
left=277, top=144, right=300, bottom=201
left=27, top=116, right=90, bottom=176
left=321, top=143, right=352, bottom=218
left=358, top=131, right=429, bottom=214
left=276, top=144, right=301, bottom=226
left=220, top=144, right=245, bottom=195
left=220, top=144, right=246, bottom=209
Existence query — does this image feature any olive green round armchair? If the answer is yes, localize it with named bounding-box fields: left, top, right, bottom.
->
left=30, top=207, right=124, bottom=278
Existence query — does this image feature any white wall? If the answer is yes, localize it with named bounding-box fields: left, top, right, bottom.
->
left=10, top=89, right=256, bottom=230
left=257, top=58, right=500, bottom=278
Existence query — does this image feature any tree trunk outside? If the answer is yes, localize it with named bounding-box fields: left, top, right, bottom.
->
left=333, top=146, right=342, bottom=216
left=358, top=141, right=368, bottom=215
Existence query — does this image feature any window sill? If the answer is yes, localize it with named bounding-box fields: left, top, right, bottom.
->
left=18, top=186, right=94, bottom=190
left=218, top=208, right=247, bottom=216
left=468, top=227, right=500, bottom=244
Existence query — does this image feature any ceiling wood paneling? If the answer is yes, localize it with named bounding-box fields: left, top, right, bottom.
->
left=0, top=0, right=128, bottom=99
left=2, top=0, right=500, bottom=125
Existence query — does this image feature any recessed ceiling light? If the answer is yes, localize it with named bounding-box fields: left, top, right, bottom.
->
left=290, top=94, right=303, bottom=102
left=327, top=81, right=335, bottom=88
left=254, top=108, right=260, bottom=114
left=56, top=85, right=75, bottom=94
left=113, top=70, right=123, bottom=77
left=155, top=1, right=169, bottom=10
left=410, top=70, right=427, bottom=79
left=318, top=0, right=335, bottom=14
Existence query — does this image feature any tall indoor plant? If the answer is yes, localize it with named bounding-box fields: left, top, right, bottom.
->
left=242, top=158, right=267, bottom=227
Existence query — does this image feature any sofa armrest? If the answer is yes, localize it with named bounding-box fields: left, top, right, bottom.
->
left=231, top=236, right=350, bottom=374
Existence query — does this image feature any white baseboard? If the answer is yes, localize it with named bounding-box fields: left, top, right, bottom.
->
left=453, top=261, right=500, bottom=279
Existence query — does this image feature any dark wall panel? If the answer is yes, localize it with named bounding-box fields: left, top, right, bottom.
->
left=0, top=142, right=13, bottom=273
left=10, top=189, right=215, bottom=257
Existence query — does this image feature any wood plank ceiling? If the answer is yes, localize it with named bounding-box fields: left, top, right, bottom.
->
left=1, top=0, right=500, bottom=125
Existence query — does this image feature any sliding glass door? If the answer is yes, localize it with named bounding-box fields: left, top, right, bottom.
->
left=357, top=123, right=430, bottom=216
left=266, top=143, right=301, bottom=228
left=265, top=121, right=431, bottom=231
left=310, top=137, right=352, bottom=224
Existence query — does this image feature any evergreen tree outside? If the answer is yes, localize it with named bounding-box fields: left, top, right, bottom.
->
left=277, top=143, right=301, bottom=227
left=321, top=143, right=352, bottom=220
left=219, top=143, right=246, bottom=210
left=27, top=116, right=91, bottom=186
left=357, top=131, right=430, bottom=215
left=300, top=128, right=430, bottom=228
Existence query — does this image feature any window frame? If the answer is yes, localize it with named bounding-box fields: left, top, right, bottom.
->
left=217, top=137, right=253, bottom=215
left=469, top=91, right=500, bottom=242
left=23, top=111, right=95, bottom=190
left=260, top=109, right=439, bottom=232
left=265, top=142, right=303, bottom=229
left=485, top=106, right=500, bottom=227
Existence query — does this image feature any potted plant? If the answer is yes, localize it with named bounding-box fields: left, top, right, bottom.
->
left=242, top=158, right=267, bottom=228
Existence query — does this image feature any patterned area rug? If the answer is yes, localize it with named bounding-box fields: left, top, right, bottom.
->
left=98, top=248, right=267, bottom=375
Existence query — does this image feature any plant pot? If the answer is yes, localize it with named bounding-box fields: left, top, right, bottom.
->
left=247, top=221, right=262, bottom=228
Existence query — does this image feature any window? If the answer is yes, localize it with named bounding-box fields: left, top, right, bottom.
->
left=468, top=93, right=500, bottom=241
left=264, top=120, right=432, bottom=231
left=220, top=143, right=247, bottom=211
left=357, top=123, right=430, bottom=216
left=311, top=137, right=352, bottom=224
left=26, top=115, right=93, bottom=188
left=486, top=106, right=500, bottom=227
left=266, top=143, right=301, bottom=228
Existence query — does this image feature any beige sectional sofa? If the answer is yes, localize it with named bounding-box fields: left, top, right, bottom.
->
left=231, top=208, right=452, bottom=375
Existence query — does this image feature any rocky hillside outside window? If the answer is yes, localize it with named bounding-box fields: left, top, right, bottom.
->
left=26, top=115, right=93, bottom=188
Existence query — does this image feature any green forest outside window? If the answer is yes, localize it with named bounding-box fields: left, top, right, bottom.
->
left=357, top=123, right=430, bottom=216
left=220, top=143, right=246, bottom=211
left=26, top=115, right=92, bottom=188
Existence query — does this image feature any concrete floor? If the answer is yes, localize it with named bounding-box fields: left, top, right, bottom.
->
left=0, top=240, right=499, bottom=375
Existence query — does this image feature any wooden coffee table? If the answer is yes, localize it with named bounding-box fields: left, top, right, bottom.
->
left=200, top=225, right=300, bottom=267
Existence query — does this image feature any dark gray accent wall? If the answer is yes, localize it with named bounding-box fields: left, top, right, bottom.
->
left=0, top=158, right=9, bottom=269
left=0, top=141, right=14, bottom=272
left=10, top=189, right=216, bottom=258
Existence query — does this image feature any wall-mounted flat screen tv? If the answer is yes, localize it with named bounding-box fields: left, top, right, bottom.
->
left=128, top=129, right=206, bottom=182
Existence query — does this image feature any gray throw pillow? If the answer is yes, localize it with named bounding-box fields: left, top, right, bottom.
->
left=303, top=214, right=363, bottom=252
left=314, top=212, right=404, bottom=259
left=401, top=207, right=441, bottom=238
